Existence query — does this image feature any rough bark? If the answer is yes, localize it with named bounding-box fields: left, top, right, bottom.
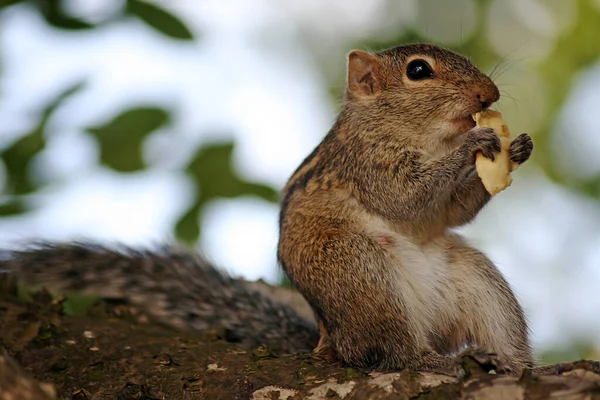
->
left=1, top=274, right=599, bottom=400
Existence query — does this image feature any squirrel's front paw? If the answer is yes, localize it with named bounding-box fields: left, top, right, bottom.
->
left=510, top=133, right=533, bottom=165
left=464, top=127, right=501, bottom=163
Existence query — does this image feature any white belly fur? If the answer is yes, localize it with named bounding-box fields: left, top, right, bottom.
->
left=364, top=216, right=458, bottom=348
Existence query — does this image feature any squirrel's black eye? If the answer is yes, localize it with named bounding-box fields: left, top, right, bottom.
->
left=406, top=59, right=434, bottom=81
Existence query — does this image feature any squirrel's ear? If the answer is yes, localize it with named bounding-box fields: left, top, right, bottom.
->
left=347, top=50, right=381, bottom=96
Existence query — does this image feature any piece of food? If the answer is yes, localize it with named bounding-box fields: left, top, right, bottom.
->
left=473, top=110, right=517, bottom=196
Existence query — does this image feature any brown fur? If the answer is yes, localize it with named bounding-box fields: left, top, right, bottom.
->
left=278, top=43, right=534, bottom=373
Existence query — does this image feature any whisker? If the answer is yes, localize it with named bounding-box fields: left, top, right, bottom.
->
left=499, top=90, right=519, bottom=110
left=489, top=42, right=531, bottom=82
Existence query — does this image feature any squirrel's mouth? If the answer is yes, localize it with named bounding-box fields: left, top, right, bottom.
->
left=452, top=116, right=476, bottom=132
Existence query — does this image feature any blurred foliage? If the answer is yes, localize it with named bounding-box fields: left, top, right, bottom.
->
left=178, top=143, right=278, bottom=241
left=61, top=294, right=102, bottom=316
left=1, top=81, right=85, bottom=212
left=0, top=0, right=277, bottom=244
left=0, top=0, right=599, bottom=241
left=125, top=0, right=194, bottom=40
left=31, top=0, right=94, bottom=30
left=0, top=0, right=598, bottom=238
left=0, top=0, right=195, bottom=39
left=536, top=0, right=600, bottom=197
left=87, top=106, right=170, bottom=173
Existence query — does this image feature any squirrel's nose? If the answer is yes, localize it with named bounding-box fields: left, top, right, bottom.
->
left=476, top=84, right=500, bottom=110
left=478, top=95, right=492, bottom=110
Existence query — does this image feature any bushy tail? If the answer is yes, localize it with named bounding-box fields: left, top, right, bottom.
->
left=0, top=242, right=318, bottom=355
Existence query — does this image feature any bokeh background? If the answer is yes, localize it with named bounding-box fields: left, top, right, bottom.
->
left=1, top=0, right=599, bottom=363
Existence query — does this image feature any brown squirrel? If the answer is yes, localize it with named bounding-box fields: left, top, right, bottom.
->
left=0, top=43, right=534, bottom=375
left=277, top=43, right=534, bottom=373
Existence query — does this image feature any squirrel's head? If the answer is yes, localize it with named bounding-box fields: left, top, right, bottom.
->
left=343, top=44, right=499, bottom=140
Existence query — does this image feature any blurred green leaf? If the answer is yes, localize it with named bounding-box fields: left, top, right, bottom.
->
left=185, top=142, right=278, bottom=201
left=31, top=0, right=95, bottom=30
left=126, top=0, right=194, bottom=41
left=0, top=1, right=25, bottom=11
left=175, top=142, right=278, bottom=242
left=42, top=80, right=86, bottom=120
left=86, top=107, right=170, bottom=172
left=62, top=294, right=101, bottom=316
left=0, top=80, right=85, bottom=196
left=573, top=176, right=600, bottom=199
left=0, top=129, right=44, bottom=194
left=0, top=197, right=27, bottom=216
left=175, top=201, right=202, bottom=243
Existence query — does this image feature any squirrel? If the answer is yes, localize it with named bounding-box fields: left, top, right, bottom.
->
left=0, top=43, right=535, bottom=375
left=277, top=43, right=534, bottom=374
